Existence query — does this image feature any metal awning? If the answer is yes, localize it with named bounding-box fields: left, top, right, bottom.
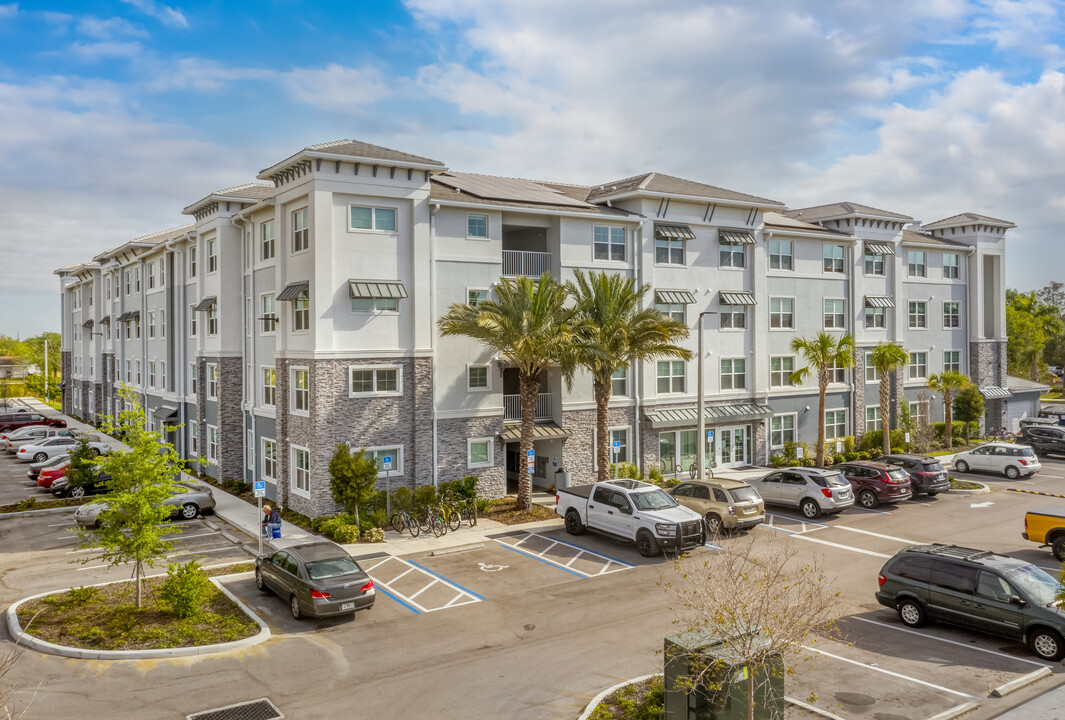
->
left=719, top=230, right=755, bottom=245
left=654, top=223, right=696, bottom=240
left=277, top=281, right=309, bottom=302
left=655, top=290, right=696, bottom=305
left=194, top=296, right=217, bottom=312
left=865, top=296, right=896, bottom=308
left=499, top=422, right=572, bottom=443
left=81, top=319, right=94, bottom=329
left=99, top=316, right=110, bottom=324
left=979, top=386, right=1013, bottom=399
left=348, top=280, right=408, bottom=299
left=720, top=292, right=757, bottom=306
left=865, top=242, right=896, bottom=255
left=117, top=310, right=140, bottom=322
left=153, top=405, right=178, bottom=422
left=116, top=312, right=130, bottom=322
left=646, top=402, right=774, bottom=429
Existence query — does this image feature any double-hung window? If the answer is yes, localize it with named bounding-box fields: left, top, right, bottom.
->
left=467, top=215, right=488, bottom=238
left=823, top=244, right=845, bottom=273
left=866, top=406, right=882, bottom=432
left=828, top=360, right=847, bottom=384
left=720, top=304, right=746, bottom=329
left=825, top=410, right=846, bottom=439
left=208, top=303, right=218, bottom=335
left=768, top=239, right=792, bottom=270
left=769, top=298, right=794, bottom=329
left=207, top=239, right=217, bottom=273
left=261, top=293, right=276, bottom=333
left=125, top=270, right=132, bottom=295
left=350, top=366, right=400, bottom=396
left=189, top=246, right=197, bottom=277
left=293, top=208, right=309, bottom=251
left=865, top=305, right=885, bottom=329
left=291, top=447, right=310, bottom=493
left=655, top=301, right=685, bottom=324
left=148, top=262, right=156, bottom=289
left=823, top=299, right=845, bottom=329
left=262, top=367, right=276, bottom=406
left=909, top=352, right=928, bottom=380
left=293, top=294, right=310, bottom=331
left=611, top=367, right=628, bottom=396
left=770, top=356, right=794, bottom=387
left=594, top=226, right=626, bottom=262
left=771, top=415, right=795, bottom=448
left=720, top=239, right=745, bottom=268
left=292, top=369, right=309, bottom=413
left=943, top=301, right=960, bottom=328
left=720, top=358, right=746, bottom=390
left=189, top=305, right=197, bottom=336
left=148, top=361, right=156, bottom=388
left=943, top=253, right=959, bottom=279
left=349, top=205, right=396, bottom=232
left=189, top=420, right=198, bottom=456
left=865, top=353, right=879, bottom=383
left=207, top=363, right=218, bottom=399
left=189, top=363, right=197, bottom=395
left=864, top=249, right=885, bottom=275
left=908, top=301, right=927, bottom=329
left=261, top=220, right=275, bottom=260
left=135, top=360, right=141, bottom=385
left=207, top=426, right=218, bottom=463
left=944, top=350, right=961, bottom=373
left=148, top=311, right=156, bottom=338
left=655, top=236, right=684, bottom=265
left=908, top=250, right=926, bottom=277
left=262, top=439, right=277, bottom=480
left=656, top=360, right=685, bottom=394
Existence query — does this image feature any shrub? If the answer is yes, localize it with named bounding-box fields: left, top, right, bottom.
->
left=360, top=527, right=385, bottom=543
left=391, top=487, right=414, bottom=512
left=891, top=446, right=905, bottom=454
left=610, top=462, right=642, bottom=480
left=844, top=452, right=859, bottom=462
left=843, top=436, right=855, bottom=454
left=332, top=524, right=360, bottom=544
left=66, top=586, right=98, bottom=606
left=318, top=516, right=346, bottom=539
left=414, top=484, right=439, bottom=509
left=159, top=560, right=214, bottom=619
left=311, top=516, right=331, bottom=532
left=475, top=497, right=492, bottom=514
left=365, top=508, right=388, bottom=530
left=647, top=467, right=664, bottom=482
left=768, top=453, right=785, bottom=468
left=221, top=479, right=251, bottom=495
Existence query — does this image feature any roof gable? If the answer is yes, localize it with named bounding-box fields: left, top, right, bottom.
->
left=785, top=201, right=912, bottom=223
left=922, top=212, right=1015, bottom=231
left=587, top=172, right=783, bottom=207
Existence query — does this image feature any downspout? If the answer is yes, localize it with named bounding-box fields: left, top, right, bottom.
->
left=430, top=202, right=441, bottom=488
left=139, top=257, right=148, bottom=415
left=634, top=221, right=643, bottom=475
left=166, top=237, right=186, bottom=460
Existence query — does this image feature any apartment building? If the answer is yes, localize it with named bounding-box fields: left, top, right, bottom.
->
left=56, top=139, right=1016, bottom=517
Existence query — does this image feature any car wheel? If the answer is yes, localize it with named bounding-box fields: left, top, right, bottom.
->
left=69, top=486, right=85, bottom=498
left=255, top=567, right=271, bottom=594
left=954, top=460, right=969, bottom=473
left=32, top=452, right=47, bottom=463
left=91, top=448, right=101, bottom=456
left=897, top=598, right=927, bottom=628
left=564, top=509, right=586, bottom=535
left=635, top=530, right=660, bottom=558
left=858, top=490, right=879, bottom=509
left=1052, top=537, right=1065, bottom=562
left=704, top=513, right=723, bottom=538
left=290, top=594, right=302, bottom=621
left=180, top=503, right=199, bottom=520
left=1029, top=628, right=1065, bottom=661
left=800, top=498, right=821, bottom=519
left=926, top=492, right=939, bottom=497
left=1004, top=465, right=1020, bottom=479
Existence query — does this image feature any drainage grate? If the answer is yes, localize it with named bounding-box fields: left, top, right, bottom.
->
left=186, top=698, right=284, bottom=720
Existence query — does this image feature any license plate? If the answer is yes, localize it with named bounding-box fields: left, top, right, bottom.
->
left=839, top=491, right=850, bottom=498
left=340, top=602, right=355, bottom=611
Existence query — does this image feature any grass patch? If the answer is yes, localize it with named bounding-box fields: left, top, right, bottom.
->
left=479, top=497, right=558, bottom=525
left=0, top=496, right=92, bottom=514
left=950, top=478, right=985, bottom=490
left=586, top=676, right=665, bottom=720
left=17, top=576, right=259, bottom=650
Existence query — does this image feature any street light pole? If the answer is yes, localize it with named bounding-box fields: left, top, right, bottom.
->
left=696, top=311, right=716, bottom=480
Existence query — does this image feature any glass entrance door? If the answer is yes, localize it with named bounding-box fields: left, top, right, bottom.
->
left=718, top=426, right=749, bottom=468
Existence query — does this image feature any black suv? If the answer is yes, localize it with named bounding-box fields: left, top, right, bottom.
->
left=876, top=544, right=1065, bottom=660
left=874, top=455, right=950, bottom=495
left=1018, top=423, right=1065, bottom=458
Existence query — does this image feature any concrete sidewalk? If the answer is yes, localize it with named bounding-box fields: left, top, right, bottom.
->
left=992, top=681, right=1065, bottom=719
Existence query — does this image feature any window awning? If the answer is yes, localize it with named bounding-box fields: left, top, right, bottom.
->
left=276, top=282, right=309, bottom=302
left=864, top=296, right=896, bottom=308
left=719, top=230, right=755, bottom=245
left=117, top=310, right=140, bottom=322
left=979, top=386, right=1013, bottom=399
left=499, top=422, right=572, bottom=443
left=99, top=316, right=110, bottom=324
left=654, top=223, right=696, bottom=240
left=81, top=319, right=94, bottom=329
left=646, top=402, right=774, bottom=429
left=348, top=280, right=408, bottom=299
left=194, top=296, right=217, bottom=312
left=720, top=292, right=757, bottom=306
left=865, top=242, right=896, bottom=255
left=655, top=290, right=696, bottom=305
left=153, top=405, right=178, bottom=422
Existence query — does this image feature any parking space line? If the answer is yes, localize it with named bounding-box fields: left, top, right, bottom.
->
left=833, top=526, right=919, bottom=544
left=407, top=578, right=439, bottom=600
left=803, top=646, right=980, bottom=700
left=852, top=617, right=1052, bottom=668
left=373, top=585, right=421, bottom=614
left=76, top=545, right=234, bottom=571
left=763, top=526, right=892, bottom=558
left=363, top=556, right=482, bottom=613
left=849, top=505, right=890, bottom=515
left=496, top=533, right=635, bottom=578
left=538, top=536, right=637, bottom=568
left=404, top=559, right=486, bottom=600
left=497, top=542, right=587, bottom=578
left=363, top=556, right=392, bottom=572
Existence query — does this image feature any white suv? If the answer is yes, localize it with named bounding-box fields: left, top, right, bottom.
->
left=952, top=442, right=1041, bottom=479
left=752, top=467, right=855, bottom=519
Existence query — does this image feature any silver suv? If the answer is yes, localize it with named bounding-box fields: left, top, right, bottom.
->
left=753, top=467, right=855, bottom=519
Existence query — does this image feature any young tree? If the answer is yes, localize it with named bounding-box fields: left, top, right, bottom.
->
left=64, top=437, right=98, bottom=492
left=928, top=370, right=969, bottom=449
left=790, top=332, right=856, bottom=467
left=664, top=531, right=839, bottom=720
left=329, top=444, right=380, bottom=530
left=868, top=342, right=909, bottom=456
left=953, top=384, right=986, bottom=443
left=80, top=385, right=189, bottom=608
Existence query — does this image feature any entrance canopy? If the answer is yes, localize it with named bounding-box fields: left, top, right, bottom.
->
left=646, top=402, right=772, bottom=429
left=499, top=422, right=571, bottom=443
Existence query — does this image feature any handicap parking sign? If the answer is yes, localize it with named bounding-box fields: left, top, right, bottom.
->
left=527, top=449, right=535, bottom=458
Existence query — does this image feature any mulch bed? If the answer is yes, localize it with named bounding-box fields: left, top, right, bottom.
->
left=0, top=497, right=90, bottom=514
left=479, top=498, right=558, bottom=525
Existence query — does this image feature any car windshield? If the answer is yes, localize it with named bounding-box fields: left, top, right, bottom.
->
left=813, top=472, right=848, bottom=488
left=305, top=557, right=362, bottom=581
left=631, top=489, right=679, bottom=511
left=729, top=487, right=760, bottom=503
left=1006, top=565, right=1062, bottom=605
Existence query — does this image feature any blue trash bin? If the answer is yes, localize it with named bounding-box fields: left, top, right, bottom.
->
left=270, top=524, right=282, bottom=539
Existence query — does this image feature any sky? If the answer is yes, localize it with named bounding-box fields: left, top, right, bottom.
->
left=1, top=0, right=1064, bottom=337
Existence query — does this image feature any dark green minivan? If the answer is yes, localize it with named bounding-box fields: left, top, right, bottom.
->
left=876, top=544, right=1065, bottom=661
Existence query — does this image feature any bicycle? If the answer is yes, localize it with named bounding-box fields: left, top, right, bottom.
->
left=688, top=459, right=717, bottom=479
left=417, top=504, right=448, bottom=537
left=389, top=509, right=420, bottom=538
left=439, top=502, right=462, bottom=533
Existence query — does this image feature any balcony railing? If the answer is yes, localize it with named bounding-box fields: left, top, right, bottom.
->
left=502, top=250, right=552, bottom=277
left=503, top=393, right=553, bottom=423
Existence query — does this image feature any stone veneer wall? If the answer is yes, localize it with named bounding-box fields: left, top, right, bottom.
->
left=752, top=418, right=768, bottom=467
left=215, top=356, right=244, bottom=481
left=437, top=415, right=505, bottom=498
left=969, top=340, right=1008, bottom=432
left=195, top=356, right=209, bottom=476
left=60, top=351, right=71, bottom=415
left=562, top=406, right=637, bottom=486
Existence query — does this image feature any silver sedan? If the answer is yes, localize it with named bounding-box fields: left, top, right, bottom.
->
left=73, top=481, right=216, bottom=527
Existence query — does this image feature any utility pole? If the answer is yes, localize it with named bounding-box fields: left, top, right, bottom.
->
left=44, top=338, right=49, bottom=404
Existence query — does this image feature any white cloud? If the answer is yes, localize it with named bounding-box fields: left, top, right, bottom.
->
left=0, top=3, right=16, bottom=20
left=282, top=64, right=393, bottom=112
left=119, top=0, right=188, bottom=29
left=77, top=16, right=149, bottom=40
left=68, top=41, right=145, bottom=61
left=148, top=57, right=275, bottom=92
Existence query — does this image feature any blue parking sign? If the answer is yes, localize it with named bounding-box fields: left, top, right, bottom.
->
left=526, top=449, right=535, bottom=459
left=253, top=481, right=266, bottom=491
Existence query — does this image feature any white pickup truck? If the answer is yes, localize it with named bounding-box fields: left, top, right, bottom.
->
left=555, top=479, right=705, bottom=557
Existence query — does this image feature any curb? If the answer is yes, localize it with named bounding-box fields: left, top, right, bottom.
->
left=430, top=542, right=485, bottom=557
left=927, top=701, right=979, bottom=720
left=990, top=666, right=1053, bottom=698
left=0, top=506, right=79, bottom=520
left=1007, top=488, right=1065, bottom=500
left=5, top=571, right=270, bottom=660
left=786, top=696, right=847, bottom=720
left=948, top=481, right=991, bottom=495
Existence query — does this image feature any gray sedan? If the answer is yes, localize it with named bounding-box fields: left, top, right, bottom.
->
left=73, top=481, right=216, bottom=527
left=255, top=541, right=376, bottom=620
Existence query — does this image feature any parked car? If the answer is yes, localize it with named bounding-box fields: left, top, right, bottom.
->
left=752, top=467, right=854, bottom=519
left=831, top=461, right=913, bottom=509
left=1049, top=365, right=1063, bottom=377
left=4, top=427, right=76, bottom=453
left=0, top=413, right=65, bottom=434
left=876, top=544, right=1065, bottom=661
left=73, top=481, right=215, bottom=527
left=27, top=453, right=70, bottom=481
left=873, top=454, right=950, bottom=496
left=669, top=478, right=765, bottom=535
left=255, top=541, right=376, bottom=620
left=1017, top=423, right=1065, bottom=458
left=50, top=471, right=110, bottom=499
left=36, top=462, right=71, bottom=489
left=16, top=435, right=106, bottom=463
left=1022, top=506, right=1065, bottom=561
left=952, top=442, right=1041, bottom=479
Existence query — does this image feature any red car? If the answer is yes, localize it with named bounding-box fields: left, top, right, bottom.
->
left=831, top=461, right=913, bottom=509
left=0, top=412, right=66, bottom=434
left=37, top=463, right=70, bottom=489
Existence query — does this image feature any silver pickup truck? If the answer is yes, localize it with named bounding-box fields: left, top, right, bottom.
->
left=555, top=479, right=705, bottom=557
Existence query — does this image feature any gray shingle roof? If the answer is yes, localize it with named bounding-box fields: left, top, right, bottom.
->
left=762, top=212, right=851, bottom=236
left=587, top=172, right=784, bottom=207
left=784, top=202, right=913, bottom=222
left=1006, top=375, right=1051, bottom=393
left=922, top=212, right=1016, bottom=230
left=261, top=139, right=444, bottom=175
left=182, top=184, right=275, bottom=214
left=900, top=229, right=970, bottom=248
left=429, top=175, right=632, bottom=216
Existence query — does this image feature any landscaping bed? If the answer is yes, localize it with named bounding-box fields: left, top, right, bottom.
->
left=950, top=478, right=985, bottom=490
left=0, top=496, right=91, bottom=514
left=586, top=676, right=664, bottom=720
left=479, top=497, right=558, bottom=525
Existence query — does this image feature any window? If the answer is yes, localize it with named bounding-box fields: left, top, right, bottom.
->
left=657, top=360, right=685, bottom=394
left=135, top=318, right=141, bottom=339
left=594, top=226, right=626, bottom=262
left=125, top=270, right=132, bottom=295
left=291, top=446, right=310, bottom=495
left=943, top=301, right=960, bottom=328
left=350, top=366, right=400, bottom=396
left=293, top=208, right=309, bottom=251
left=207, top=363, right=218, bottom=399
left=148, top=361, right=156, bottom=388
left=148, top=311, right=156, bottom=338
left=609, top=428, right=629, bottom=464
left=769, top=297, right=794, bottom=329
left=655, top=301, right=685, bottom=324
left=189, top=363, right=197, bottom=395
left=909, top=401, right=927, bottom=425
left=292, top=368, right=309, bottom=413
left=105, top=277, right=111, bottom=300
left=865, top=353, right=879, bottom=383
left=188, top=420, right=198, bottom=456
left=467, top=365, right=489, bottom=391
left=370, top=447, right=402, bottom=475
left=823, top=299, right=845, bottom=329
left=262, top=438, right=276, bottom=481
left=720, top=239, right=745, bottom=268
left=467, top=215, right=488, bottom=238
left=208, top=303, right=219, bottom=335
left=160, top=361, right=166, bottom=388
left=771, top=415, right=795, bottom=448
left=823, top=244, right=845, bottom=273
left=828, top=361, right=847, bottom=384
left=908, top=301, right=927, bottom=329
left=864, top=248, right=885, bottom=275
left=135, top=360, right=141, bottom=385
left=189, top=305, right=197, bottom=336
left=866, top=406, right=882, bottom=431
left=468, top=438, right=493, bottom=468
left=865, top=305, right=886, bottom=329
left=261, top=293, right=276, bottom=333
left=350, top=296, right=398, bottom=313
left=943, top=253, right=959, bottom=279
left=125, top=359, right=131, bottom=383
left=189, top=246, right=197, bottom=277
left=148, top=261, right=156, bottom=289
left=720, top=304, right=746, bottom=329
left=655, top=236, right=684, bottom=265
left=135, top=267, right=140, bottom=292
left=907, top=250, right=926, bottom=277
left=159, top=310, right=165, bottom=338
left=944, top=350, right=961, bottom=373
left=261, top=220, right=275, bottom=260
left=768, top=239, right=792, bottom=270
left=770, top=356, right=794, bottom=387
left=720, top=358, right=746, bottom=390
left=467, top=289, right=488, bottom=307
left=825, top=409, right=846, bottom=439
left=263, top=367, right=276, bottom=406
left=293, top=294, right=310, bottom=331
left=207, top=425, right=218, bottom=464
left=611, top=367, right=628, bottom=396
left=353, top=206, right=396, bottom=232
left=909, top=352, right=927, bottom=380
left=207, top=238, right=217, bottom=273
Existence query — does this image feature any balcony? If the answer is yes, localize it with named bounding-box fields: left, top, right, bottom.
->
left=502, top=250, right=552, bottom=277
left=503, top=393, right=553, bottom=423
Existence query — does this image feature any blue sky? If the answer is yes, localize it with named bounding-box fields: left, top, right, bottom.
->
left=1, top=0, right=1064, bottom=336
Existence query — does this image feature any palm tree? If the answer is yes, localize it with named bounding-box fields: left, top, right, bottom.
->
left=568, top=270, right=692, bottom=484
left=928, top=370, right=969, bottom=450
left=790, top=332, right=856, bottom=467
left=439, top=273, right=579, bottom=510
left=869, top=342, right=910, bottom=456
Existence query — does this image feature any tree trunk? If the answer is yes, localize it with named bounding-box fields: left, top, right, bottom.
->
left=944, top=390, right=954, bottom=450
left=816, top=372, right=828, bottom=468
left=593, top=379, right=611, bottom=485
left=135, top=561, right=142, bottom=609
left=516, top=373, right=541, bottom=511
left=879, top=374, right=891, bottom=456
left=747, top=667, right=755, bottom=720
